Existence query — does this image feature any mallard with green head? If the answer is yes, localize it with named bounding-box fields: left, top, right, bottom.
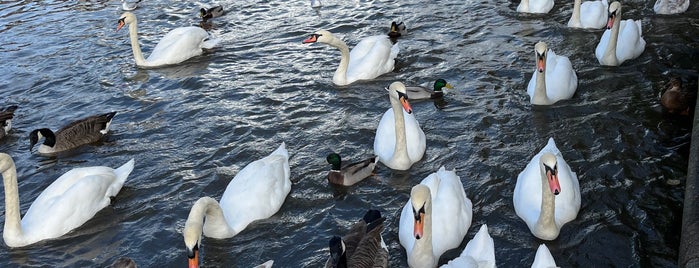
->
left=326, top=153, right=378, bottom=186
left=404, top=79, right=453, bottom=101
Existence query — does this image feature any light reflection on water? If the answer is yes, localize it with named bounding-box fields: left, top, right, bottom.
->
left=0, top=0, right=696, bottom=267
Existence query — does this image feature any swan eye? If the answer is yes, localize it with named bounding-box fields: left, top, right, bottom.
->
left=397, top=91, right=409, bottom=100
left=544, top=164, right=557, bottom=177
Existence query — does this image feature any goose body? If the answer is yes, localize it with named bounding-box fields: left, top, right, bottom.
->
left=654, top=0, right=690, bottom=14
left=527, top=42, right=578, bottom=105
left=200, top=5, right=224, bottom=22
left=121, top=0, right=141, bottom=11
left=0, top=153, right=134, bottom=247
left=326, top=153, right=378, bottom=186
left=117, top=12, right=220, bottom=68
left=567, top=0, right=608, bottom=29
left=374, top=82, right=426, bottom=171
left=29, top=111, right=116, bottom=155
left=325, top=209, right=389, bottom=268
left=661, top=77, right=697, bottom=115
left=303, top=29, right=400, bottom=86
left=517, top=0, right=554, bottom=13
left=513, top=138, right=580, bottom=240
left=399, top=167, right=473, bottom=268
left=595, top=2, right=645, bottom=66
left=440, top=224, right=496, bottom=268
left=405, top=79, right=453, bottom=101
left=531, top=244, right=557, bottom=268
left=183, top=143, right=291, bottom=267
left=0, top=106, right=18, bottom=140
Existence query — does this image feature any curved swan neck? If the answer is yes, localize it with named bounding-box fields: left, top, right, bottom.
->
left=389, top=95, right=410, bottom=161
left=127, top=19, right=147, bottom=66
left=325, top=36, right=350, bottom=85
left=536, top=162, right=557, bottom=235
left=408, top=199, right=436, bottom=268
left=569, top=0, right=582, bottom=26
left=0, top=154, right=23, bottom=242
left=185, top=197, right=236, bottom=240
left=602, top=12, right=621, bottom=66
left=533, top=57, right=549, bottom=105
left=519, top=0, right=530, bottom=10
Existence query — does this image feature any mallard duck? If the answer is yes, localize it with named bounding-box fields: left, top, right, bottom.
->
left=326, top=153, right=378, bottom=186
left=200, top=5, right=224, bottom=22
left=661, top=77, right=697, bottom=115
left=29, top=111, right=116, bottom=155
left=0, top=105, right=18, bottom=140
left=404, top=79, right=453, bottom=101
left=326, top=209, right=389, bottom=268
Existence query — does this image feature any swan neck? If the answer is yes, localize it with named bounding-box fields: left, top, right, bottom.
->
left=389, top=95, right=409, bottom=161
left=603, top=14, right=621, bottom=65
left=328, top=37, right=350, bottom=85
left=537, top=164, right=556, bottom=231
left=570, top=0, right=582, bottom=25
left=127, top=20, right=147, bottom=66
left=0, top=155, right=23, bottom=242
left=185, top=197, right=236, bottom=240
left=408, top=200, right=435, bottom=267
left=533, top=61, right=549, bottom=105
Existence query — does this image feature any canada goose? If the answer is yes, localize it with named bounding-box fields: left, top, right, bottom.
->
left=325, top=209, right=388, bottom=268
left=29, top=111, right=116, bottom=155
left=0, top=105, right=18, bottom=140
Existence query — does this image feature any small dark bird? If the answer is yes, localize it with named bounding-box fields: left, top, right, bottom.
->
left=661, top=77, right=697, bottom=115
left=29, top=111, right=116, bottom=155
left=200, top=5, right=224, bottom=22
left=0, top=105, right=18, bottom=140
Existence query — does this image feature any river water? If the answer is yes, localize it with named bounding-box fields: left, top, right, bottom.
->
left=0, top=0, right=697, bottom=267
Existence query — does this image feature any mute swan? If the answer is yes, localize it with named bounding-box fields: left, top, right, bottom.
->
left=513, top=138, right=580, bottom=240
left=29, top=111, right=116, bottom=155
left=440, top=224, right=496, bottom=268
left=302, top=27, right=400, bottom=86
left=661, top=77, right=697, bottom=115
left=526, top=42, right=578, bottom=105
left=326, top=153, right=378, bottom=186
left=399, top=167, right=472, bottom=268
left=654, top=0, right=690, bottom=14
left=121, top=0, right=141, bottom=11
left=110, top=257, right=137, bottom=268
left=567, top=0, right=608, bottom=29
left=325, top=209, right=389, bottom=268
left=517, top=0, right=554, bottom=13
left=183, top=143, right=290, bottom=268
left=594, top=1, right=645, bottom=66
left=0, top=105, right=18, bottom=140
left=531, top=244, right=557, bottom=268
left=200, top=6, right=224, bottom=22
left=117, top=12, right=220, bottom=68
left=374, top=82, right=426, bottom=171
left=0, top=153, right=135, bottom=247
left=405, top=79, right=454, bottom=101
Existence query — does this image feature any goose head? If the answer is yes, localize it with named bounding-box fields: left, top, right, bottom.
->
left=328, top=236, right=347, bottom=267
left=326, top=153, right=342, bottom=171
left=410, top=185, right=431, bottom=240
left=387, top=81, right=413, bottom=114
left=117, top=12, right=136, bottom=32
left=606, top=2, right=621, bottom=29
left=535, top=41, right=547, bottom=73
left=302, top=30, right=334, bottom=45
left=539, top=153, right=561, bottom=195
left=28, top=128, right=54, bottom=151
left=183, top=222, right=202, bottom=268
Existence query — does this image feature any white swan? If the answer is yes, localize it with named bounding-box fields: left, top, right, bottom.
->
left=654, top=0, right=690, bottom=14
left=183, top=143, right=290, bottom=267
left=531, top=244, right=557, bottom=268
left=399, top=167, right=472, bottom=268
left=517, top=0, right=554, bottom=13
left=594, top=1, right=646, bottom=66
left=117, top=12, right=220, bottom=68
left=121, top=0, right=141, bottom=11
left=302, top=30, right=399, bottom=86
left=374, top=81, right=426, bottom=171
left=567, top=0, right=608, bottom=29
left=440, top=224, right=496, bottom=268
left=0, top=153, right=134, bottom=247
left=513, top=138, right=581, bottom=240
left=526, top=42, right=578, bottom=105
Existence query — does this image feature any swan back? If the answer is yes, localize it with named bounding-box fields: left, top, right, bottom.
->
left=16, top=158, right=134, bottom=246
left=345, top=35, right=399, bottom=83
left=594, top=2, right=645, bottom=66
left=440, top=224, right=496, bottom=268
left=654, top=0, right=690, bottom=14
left=517, top=0, right=554, bottom=13
left=568, top=0, right=608, bottom=29
left=527, top=42, right=578, bottom=105
left=531, top=244, right=557, bottom=268
left=218, top=142, right=291, bottom=234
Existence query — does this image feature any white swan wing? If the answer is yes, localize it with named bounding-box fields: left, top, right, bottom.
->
left=398, top=198, right=416, bottom=254
left=374, top=108, right=397, bottom=164
left=219, top=143, right=291, bottom=234
left=441, top=224, right=496, bottom=268
left=346, top=35, right=398, bottom=82
left=580, top=0, right=608, bottom=29
left=404, top=111, right=426, bottom=163
left=426, top=167, right=472, bottom=257
left=615, top=19, right=645, bottom=64
left=595, top=29, right=612, bottom=63
left=513, top=147, right=546, bottom=229
left=531, top=244, right=557, bottom=268
left=146, top=27, right=210, bottom=66
left=517, top=0, right=554, bottom=13
left=545, top=49, right=577, bottom=102
left=552, top=152, right=581, bottom=226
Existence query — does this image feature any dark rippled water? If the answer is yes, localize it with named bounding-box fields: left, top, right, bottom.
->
left=0, top=0, right=697, bottom=267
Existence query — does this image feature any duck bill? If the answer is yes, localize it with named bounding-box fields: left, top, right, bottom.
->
left=188, top=250, right=199, bottom=268
left=547, top=170, right=561, bottom=195
left=444, top=83, right=454, bottom=89
left=400, top=96, right=413, bottom=114
left=413, top=212, right=425, bottom=239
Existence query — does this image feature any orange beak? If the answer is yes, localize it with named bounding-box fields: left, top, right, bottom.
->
left=400, top=96, right=413, bottom=114
left=537, top=56, right=545, bottom=73
left=302, top=35, right=318, bottom=44
left=546, top=169, right=561, bottom=195
left=413, top=211, right=424, bottom=239
left=117, top=21, right=125, bottom=32
left=606, top=14, right=615, bottom=29
left=188, top=249, right=199, bottom=268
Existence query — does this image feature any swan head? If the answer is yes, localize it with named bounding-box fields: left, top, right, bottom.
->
left=606, top=2, right=621, bottom=29
left=117, top=12, right=136, bottom=32
left=328, top=236, right=347, bottom=267
left=302, top=30, right=334, bottom=44
left=539, top=153, right=561, bottom=195
left=410, top=185, right=431, bottom=239
left=534, top=42, right=547, bottom=73
left=183, top=221, right=202, bottom=268
left=387, top=81, right=413, bottom=114
left=326, top=153, right=342, bottom=171
left=434, top=79, right=454, bottom=92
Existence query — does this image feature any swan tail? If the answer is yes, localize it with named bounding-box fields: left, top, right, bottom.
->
left=114, top=158, right=136, bottom=184
left=201, top=36, right=221, bottom=49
